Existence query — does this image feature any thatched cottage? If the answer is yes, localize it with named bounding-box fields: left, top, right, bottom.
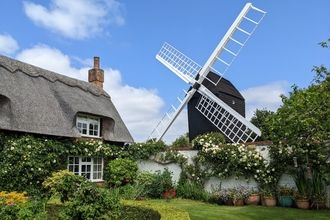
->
left=0, top=54, right=133, bottom=181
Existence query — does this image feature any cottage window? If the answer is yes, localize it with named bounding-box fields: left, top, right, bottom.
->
left=76, top=115, right=100, bottom=137
left=68, top=156, right=103, bottom=182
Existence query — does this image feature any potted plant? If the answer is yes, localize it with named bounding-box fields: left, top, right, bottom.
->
left=293, top=168, right=310, bottom=209
left=218, top=188, right=232, bottom=206
left=310, top=171, right=327, bottom=210
left=228, top=185, right=250, bottom=206
left=244, top=187, right=260, bottom=205
left=260, top=186, right=277, bottom=207
left=276, top=185, right=295, bottom=207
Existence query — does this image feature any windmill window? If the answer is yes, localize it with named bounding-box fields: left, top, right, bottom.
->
left=232, top=100, right=235, bottom=104
left=77, top=115, right=100, bottom=137
left=68, top=156, right=103, bottom=182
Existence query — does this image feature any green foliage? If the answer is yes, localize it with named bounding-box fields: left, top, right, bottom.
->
left=48, top=172, right=86, bottom=203
left=0, top=132, right=126, bottom=194
left=119, top=203, right=161, bottom=220
left=265, top=38, right=330, bottom=184
left=250, top=108, right=274, bottom=141
left=117, top=183, right=150, bottom=200
left=126, top=140, right=167, bottom=160
left=0, top=132, right=70, bottom=193
left=122, top=200, right=190, bottom=220
left=0, top=194, right=47, bottom=220
left=276, top=185, right=295, bottom=197
left=103, top=158, right=138, bottom=187
left=310, top=171, right=327, bottom=201
left=192, top=132, right=226, bottom=150
left=197, top=142, right=275, bottom=185
left=175, top=181, right=210, bottom=202
left=148, top=168, right=174, bottom=199
left=42, top=170, right=75, bottom=198
left=46, top=204, right=65, bottom=220
left=292, top=167, right=309, bottom=199
left=58, top=182, right=122, bottom=220
left=170, top=133, right=190, bottom=148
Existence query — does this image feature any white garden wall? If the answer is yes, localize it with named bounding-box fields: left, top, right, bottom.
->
left=137, top=144, right=296, bottom=192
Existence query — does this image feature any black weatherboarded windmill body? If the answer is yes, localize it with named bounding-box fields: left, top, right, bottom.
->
left=188, top=72, right=245, bottom=142
left=148, top=3, right=266, bottom=143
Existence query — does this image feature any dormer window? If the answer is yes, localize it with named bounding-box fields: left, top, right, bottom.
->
left=77, top=114, right=100, bottom=137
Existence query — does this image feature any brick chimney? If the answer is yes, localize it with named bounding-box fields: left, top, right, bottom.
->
left=88, top=56, right=104, bottom=88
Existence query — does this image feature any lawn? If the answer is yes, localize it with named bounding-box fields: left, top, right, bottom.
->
left=146, top=199, right=330, bottom=220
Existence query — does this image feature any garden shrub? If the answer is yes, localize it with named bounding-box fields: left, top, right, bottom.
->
left=58, top=181, right=122, bottom=220
left=44, top=171, right=86, bottom=203
left=118, top=204, right=161, bottom=220
left=0, top=191, right=28, bottom=205
left=117, top=183, right=150, bottom=200
left=192, top=132, right=226, bottom=150
left=42, top=170, right=75, bottom=198
left=46, top=203, right=66, bottom=220
left=148, top=168, right=174, bottom=199
left=103, top=158, right=138, bottom=187
left=170, top=134, right=190, bottom=148
left=0, top=193, right=47, bottom=220
left=121, top=200, right=190, bottom=220
left=175, top=181, right=210, bottom=202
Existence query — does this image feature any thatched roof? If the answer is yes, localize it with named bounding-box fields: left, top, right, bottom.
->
left=0, top=54, right=133, bottom=143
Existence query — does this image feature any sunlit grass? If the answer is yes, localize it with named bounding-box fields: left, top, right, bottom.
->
left=146, top=199, right=329, bottom=220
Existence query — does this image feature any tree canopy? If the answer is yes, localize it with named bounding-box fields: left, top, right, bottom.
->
left=265, top=38, right=330, bottom=184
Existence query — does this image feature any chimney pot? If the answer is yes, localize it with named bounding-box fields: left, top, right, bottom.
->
left=94, top=56, right=100, bottom=69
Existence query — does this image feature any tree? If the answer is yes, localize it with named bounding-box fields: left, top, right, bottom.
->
left=250, top=108, right=274, bottom=141
left=265, top=38, right=330, bottom=184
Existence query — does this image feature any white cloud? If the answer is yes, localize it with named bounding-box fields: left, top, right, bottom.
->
left=241, top=81, right=290, bottom=119
left=16, top=44, right=87, bottom=81
left=23, top=0, right=125, bottom=40
left=0, top=33, right=19, bottom=55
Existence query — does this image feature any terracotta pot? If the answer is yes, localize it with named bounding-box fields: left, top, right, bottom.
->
left=264, top=197, right=277, bottom=207
left=234, top=199, right=244, bottom=206
left=296, top=199, right=310, bottom=210
left=245, top=194, right=260, bottom=205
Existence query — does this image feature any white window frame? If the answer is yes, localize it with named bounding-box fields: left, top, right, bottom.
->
left=67, top=156, right=104, bottom=182
left=76, top=114, right=101, bottom=138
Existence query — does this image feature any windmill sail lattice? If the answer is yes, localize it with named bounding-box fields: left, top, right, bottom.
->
left=148, top=3, right=266, bottom=142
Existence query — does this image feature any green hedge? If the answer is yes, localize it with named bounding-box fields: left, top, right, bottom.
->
left=121, top=200, right=190, bottom=220
left=119, top=204, right=161, bottom=220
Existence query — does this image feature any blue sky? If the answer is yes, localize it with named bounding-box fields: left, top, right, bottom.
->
left=1, top=0, right=329, bottom=143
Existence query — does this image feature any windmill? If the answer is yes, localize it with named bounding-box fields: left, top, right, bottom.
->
left=148, top=3, right=266, bottom=143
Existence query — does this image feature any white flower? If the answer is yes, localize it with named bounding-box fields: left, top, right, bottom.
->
left=31, top=168, right=34, bottom=171
left=27, top=145, right=31, bottom=148
left=38, top=168, right=41, bottom=171
left=10, top=147, right=14, bottom=150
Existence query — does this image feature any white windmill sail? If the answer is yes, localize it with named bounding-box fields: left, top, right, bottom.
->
left=148, top=3, right=266, bottom=142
